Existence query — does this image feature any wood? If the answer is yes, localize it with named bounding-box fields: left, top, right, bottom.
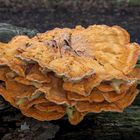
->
left=54, top=104, right=140, bottom=140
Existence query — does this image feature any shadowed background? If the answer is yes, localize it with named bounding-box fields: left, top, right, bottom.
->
left=0, top=0, right=140, bottom=42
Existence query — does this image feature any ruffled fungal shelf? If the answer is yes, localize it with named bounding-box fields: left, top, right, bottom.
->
left=0, top=25, right=140, bottom=125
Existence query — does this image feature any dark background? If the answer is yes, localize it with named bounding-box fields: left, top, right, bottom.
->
left=0, top=0, right=140, bottom=42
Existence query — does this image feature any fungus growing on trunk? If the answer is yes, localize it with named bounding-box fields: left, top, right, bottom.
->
left=0, top=25, right=140, bottom=125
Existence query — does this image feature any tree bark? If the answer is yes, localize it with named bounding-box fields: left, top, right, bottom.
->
left=53, top=99, right=140, bottom=140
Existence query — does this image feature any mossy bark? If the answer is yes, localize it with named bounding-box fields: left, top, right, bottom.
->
left=0, top=23, right=38, bottom=43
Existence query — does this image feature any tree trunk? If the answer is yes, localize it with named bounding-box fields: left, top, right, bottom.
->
left=53, top=96, right=140, bottom=140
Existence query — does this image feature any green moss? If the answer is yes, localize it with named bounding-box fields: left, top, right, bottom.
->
left=66, top=106, right=76, bottom=118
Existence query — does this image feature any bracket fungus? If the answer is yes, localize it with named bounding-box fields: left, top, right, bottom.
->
left=0, top=25, right=140, bottom=125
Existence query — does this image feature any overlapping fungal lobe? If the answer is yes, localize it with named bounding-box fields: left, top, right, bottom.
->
left=0, top=25, right=140, bottom=125
left=19, top=25, right=140, bottom=80
left=0, top=36, right=31, bottom=76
